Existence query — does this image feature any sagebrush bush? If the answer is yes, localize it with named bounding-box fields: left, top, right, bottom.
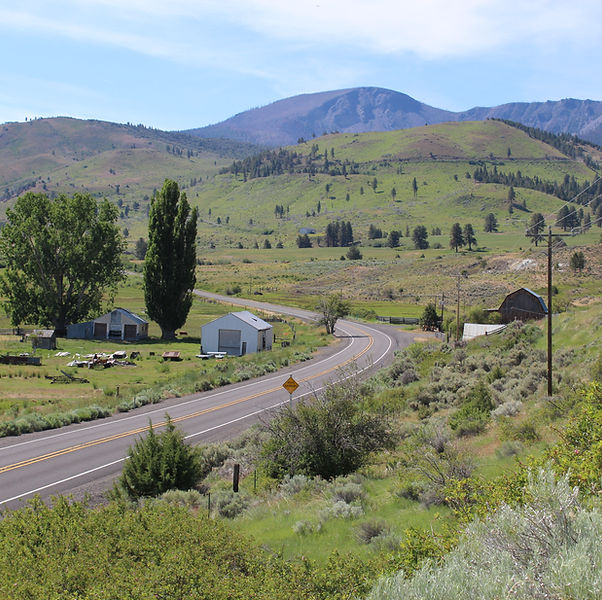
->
left=279, top=474, right=314, bottom=496
left=159, top=489, right=204, bottom=509
left=292, top=520, right=321, bottom=536
left=319, top=501, right=364, bottom=521
left=495, top=441, right=524, bottom=458
left=492, top=400, right=522, bottom=419
left=331, top=481, right=364, bottom=504
left=213, top=490, right=249, bottom=518
left=368, top=468, right=602, bottom=600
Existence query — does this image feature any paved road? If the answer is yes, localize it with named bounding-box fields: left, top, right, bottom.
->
left=0, top=293, right=413, bottom=511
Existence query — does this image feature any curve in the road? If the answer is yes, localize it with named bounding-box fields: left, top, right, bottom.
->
left=0, top=294, right=411, bottom=508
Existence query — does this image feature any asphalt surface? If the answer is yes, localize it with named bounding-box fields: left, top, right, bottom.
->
left=0, top=293, right=414, bottom=511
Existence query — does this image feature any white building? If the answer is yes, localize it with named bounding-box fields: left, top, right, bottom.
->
left=201, top=311, right=273, bottom=356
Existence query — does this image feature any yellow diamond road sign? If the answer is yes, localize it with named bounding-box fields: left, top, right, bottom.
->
left=283, top=376, right=299, bottom=394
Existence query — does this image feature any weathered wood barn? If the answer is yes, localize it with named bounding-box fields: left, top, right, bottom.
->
left=494, top=288, right=548, bottom=323
left=27, top=329, right=57, bottom=350
left=201, top=311, right=273, bottom=356
left=66, top=308, right=149, bottom=341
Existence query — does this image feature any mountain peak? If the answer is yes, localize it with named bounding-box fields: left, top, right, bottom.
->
left=184, top=88, right=602, bottom=146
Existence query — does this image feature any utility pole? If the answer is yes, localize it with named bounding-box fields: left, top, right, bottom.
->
left=526, top=225, right=573, bottom=396
left=456, top=277, right=461, bottom=343
left=547, top=227, right=553, bottom=396
left=454, top=272, right=467, bottom=343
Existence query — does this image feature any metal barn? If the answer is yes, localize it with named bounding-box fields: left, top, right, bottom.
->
left=201, top=311, right=273, bottom=356
left=66, top=308, right=149, bottom=340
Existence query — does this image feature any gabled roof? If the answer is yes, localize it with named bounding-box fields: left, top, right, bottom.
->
left=231, top=311, right=272, bottom=331
left=105, top=307, right=148, bottom=325
left=204, top=311, right=272, bottom=331
left=32, top=329, right=56, bottom=338
left=507, top=288, right=548, bottom=313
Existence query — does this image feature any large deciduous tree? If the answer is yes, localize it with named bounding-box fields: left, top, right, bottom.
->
left=144, top=179, right=198, bottom=340
left=316, top=293, right=350, bottom=334
left=0, top=192, right=124, bottom=335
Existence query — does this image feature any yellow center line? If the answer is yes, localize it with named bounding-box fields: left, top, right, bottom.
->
left=0, top=324, right=374, bottom=475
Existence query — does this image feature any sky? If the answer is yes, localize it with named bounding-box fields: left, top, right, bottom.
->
left=1, top=0, right=601, bottom=131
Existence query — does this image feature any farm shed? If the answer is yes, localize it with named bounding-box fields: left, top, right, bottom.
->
left=201, top=311, right=272, bottom=356
left=462, top=323, right=507, bottom=341
left=67, top=308, right=149, bottom=341
left=493, top=288, right=548, bottom=323
left=27, top=329, right=57, bottom=350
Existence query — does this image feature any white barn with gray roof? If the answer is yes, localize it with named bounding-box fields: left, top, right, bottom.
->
left=201, top=311, right=272, bottom=356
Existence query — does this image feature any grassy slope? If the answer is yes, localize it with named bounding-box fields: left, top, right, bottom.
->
left=0, top=274, right=327, bottom=422
left=215, top=301, right=601, bottom=563
left=0, top=117, right=256, bottom=226
left=189, top=121, right=595, bottom=248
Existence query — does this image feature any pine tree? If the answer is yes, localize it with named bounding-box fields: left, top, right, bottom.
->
left=144, top=179, right=198, bottom=340
left=450, top=222, right=464, bottom=252
left=528, top=213, right=545, bottom=245
left=484, top=212, right=498, bottom=232
left=412, top=225, right=429, bottom=249
left=463, top=223, right=477, bottom=250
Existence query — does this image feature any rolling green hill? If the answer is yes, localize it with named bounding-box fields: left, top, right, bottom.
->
left=0, top=117, right=261, bottom=217
left=187, top=120, right=598, bottom=248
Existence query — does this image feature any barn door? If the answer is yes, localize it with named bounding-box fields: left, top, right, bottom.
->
left=218, top=329, right=241, bottom=355
left=94, top=322, right=107, bottom=338
left=123, top=324, right=137, bottom=340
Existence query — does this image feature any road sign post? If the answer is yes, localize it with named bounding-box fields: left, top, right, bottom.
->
left=282, top=375, right=299, bottom=407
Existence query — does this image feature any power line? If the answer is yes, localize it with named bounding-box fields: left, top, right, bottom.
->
left=525, top=177, right=602, bottom=235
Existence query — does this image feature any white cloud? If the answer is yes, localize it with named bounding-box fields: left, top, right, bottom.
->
left=4, top=1, right=601, bottom=62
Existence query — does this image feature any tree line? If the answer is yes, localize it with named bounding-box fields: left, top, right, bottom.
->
left=221, top=146, right=362, bottom=180
left=473, top=164, right=602, bottom=206
left=494, top=118, right=601, bottom=164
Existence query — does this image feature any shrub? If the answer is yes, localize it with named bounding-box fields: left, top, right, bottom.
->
left=546, top=381, right=602, bottom=493
left=117, top=415, right=204, bottom=499
left=197, top=443, right=232, bottom=480
left=355, top=520, right=389, bottom=544
left=292, top=520, right=320, bottom=536
left=368, top=468, right=602, bottom=600
left=261, top=376, right=394, bottom=479
left=396, top=480, right=422, bottom=502
left=495, top=441, right=524, bottom=458
left=159, top=489, right=204, bottom=509
left=492, top=400, right=522, bottom=419
left=279, top=474, right=313, bottom=496
left=331, top=481, right=364, bottom=504
left=213, top=490, right=249, bottom=518
left=448, top=381, right=494, bottom=436
left=319, top=500, right=364, bottom=520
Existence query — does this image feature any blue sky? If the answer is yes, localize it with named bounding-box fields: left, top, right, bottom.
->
left=1, top=0, right=601, bottom=130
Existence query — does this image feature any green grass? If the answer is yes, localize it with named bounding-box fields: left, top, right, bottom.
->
left=0, top=274, right=329, bottom=424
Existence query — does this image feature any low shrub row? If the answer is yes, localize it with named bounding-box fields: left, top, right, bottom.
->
left=0, top=405, right=112, bottom=437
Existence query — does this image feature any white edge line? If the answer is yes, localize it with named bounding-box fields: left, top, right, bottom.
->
left=0, top=326, right=394, bottom=507
left=0, top=321, right=367, bottom=452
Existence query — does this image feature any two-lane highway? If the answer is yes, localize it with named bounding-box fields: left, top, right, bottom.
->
left=0, top=295, right=412, bottom=510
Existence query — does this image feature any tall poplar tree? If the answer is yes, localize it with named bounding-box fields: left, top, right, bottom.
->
left=144, top=180, right=198, bottom=340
